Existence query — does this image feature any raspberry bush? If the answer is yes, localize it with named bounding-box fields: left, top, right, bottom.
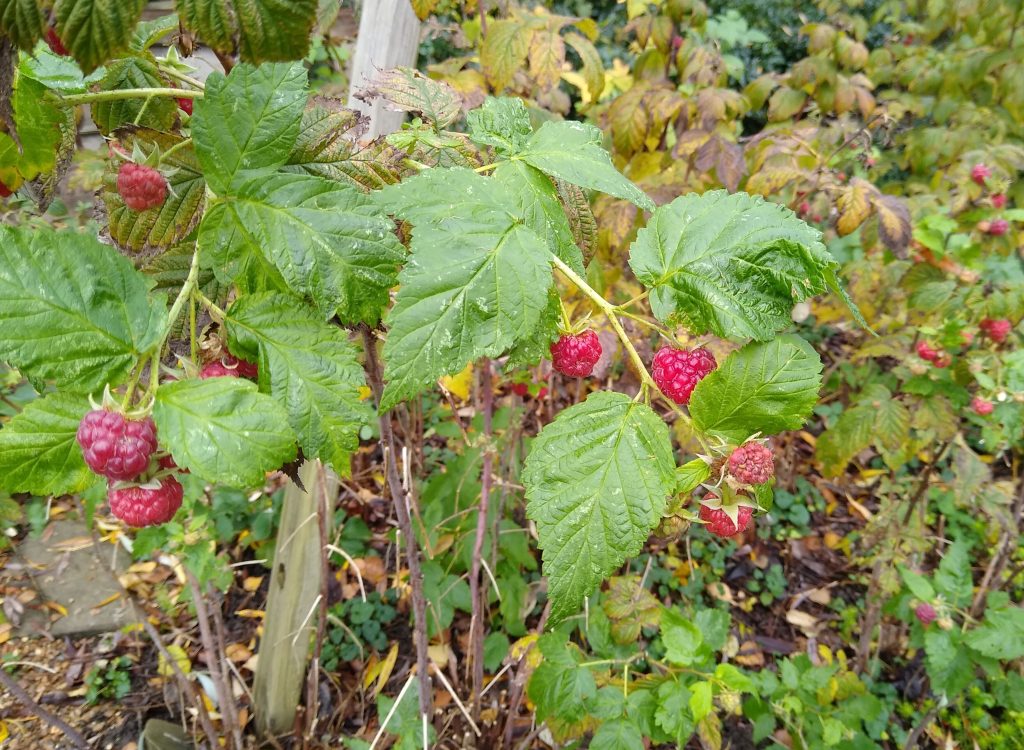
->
left=1, top=1, right=1021, bottom=747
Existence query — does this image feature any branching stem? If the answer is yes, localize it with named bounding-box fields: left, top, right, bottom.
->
left=57, top=87, right=202, bottom=107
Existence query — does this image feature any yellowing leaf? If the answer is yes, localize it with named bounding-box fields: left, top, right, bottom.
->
left=564, top=33, right=605, bottom=102
left=872, top=193, right=911, bottom=253
left=410, top=0, right=439, bottom=20
left=243, top=576, right=263, bottom=592
left=528, top=29, right=566, bottom=90
left=440, top=363, right=473, bottom=401
left=159, top=644, right=192, bottom=677
left=836, top=178, right=874, bottom=236
left=481, top=19, right=530, bottom=91
left=364, top=642, right=399, bottom=695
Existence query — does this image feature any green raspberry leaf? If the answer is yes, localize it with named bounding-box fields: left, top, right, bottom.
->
left=527, top=633, right=597, bottom=723
left=523, top=392, right=675, bottom=623
left=226, top=292, right=370, bottom=475
left=153, top=378, right=297, bottom=488
left=629, top=190, right=861, bottom=340
left=466, top=96, right=533, bottom=155
left=0, top=226, right=166, bottom=393
left=815, top=403, right=876, bottom=477
left=177, top=0, right=317, bottom=63
left=517, top=120, right=654, bottom=211
left=661, top=608, right=704, bottom=666
left=375, top=167, right=554, bottom=411
left=193, top=62, right=308, bottom=194
left=965, top=607, right=1024, bottom=660
left=0, top=392, right=96, bottom=496
left=493, top=160, right=585, bottom=275
left=591, top=720, right=645, bottom=750
left=0, top=0, right=45, bottom=50
left=689, top=335, right=823, bottom=442
left=199, top=173, right=404, bottom=325
left=54, top=0, right=146, bottom=73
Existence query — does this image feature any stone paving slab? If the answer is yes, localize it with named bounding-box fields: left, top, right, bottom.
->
left=14, top=520, right=138, bottom=637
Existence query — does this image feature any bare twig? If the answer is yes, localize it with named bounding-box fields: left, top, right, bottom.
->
left=361, top=326, right=433, bottom=719
left=186, top=569, right=243, bottom=750
left=0, top=668, right=88, bottom=749
left=970, top=475, right=1024, bottom=617
left=901, top=439, right=952, bottom=526
left=469, top=359, right=495, bottom=721
left=904, top=700, right=943, bottom=750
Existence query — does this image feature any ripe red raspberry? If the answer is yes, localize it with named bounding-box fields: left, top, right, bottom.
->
left=971, top=397, right=994, bottom=416
left=915, top=340, right=939, bottom=361
left=914, top=602, right=937, bottom=626
left=987, top=219, right=1009, bottom=236
left=728, top=443, right=774, bottom=485
left=550, top=330, right=602, bottom=378
left=77, top=410, right=159, bottom=481
left=108, top=476, right=183, bottom=528
left=0, top=180, right=11, bottom=198
left=177, top=97, right=193, bottom=115
left=44, top=28, right=68, bottom=56
left=652, top=346, right=716, bottom=404
left=980, top=318, right=1012, bottom=343
left=991, top=194, right=1007, bottom=209
left=797, top=201, right=810, bottom=216
left=199, top=353, right=258, bottom=380
left=971, top=163, right=992, bottom=185
left=699, top=501, right=754, bottom=538
left=117, top=163, right=167, bottom=211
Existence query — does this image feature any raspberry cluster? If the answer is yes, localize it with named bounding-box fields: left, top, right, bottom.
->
left=651, top=346, right=716, bottom=404
left=117, top=163, right=167, bottom=212
left=76, top=409, right=182, bottom=528
left=699, top=500, right=754, bottom=538
left=980, top=317, right=1012, bottom=343
left=550, top=331, right=602, bottom=378
left=728, top=442, right=774, bottom=485
left=915, top=340, right=950, bottom=368
left=199, top=353, right=259, bottom=380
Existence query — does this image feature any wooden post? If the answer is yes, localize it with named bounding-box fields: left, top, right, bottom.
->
left=252, top=460, right=338, bottom=735
left=346, top=0, right=421, bottom=139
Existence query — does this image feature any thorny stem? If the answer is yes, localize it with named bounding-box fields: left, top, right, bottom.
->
left=56, top=87, right=202, bottom=107
left=167, top=249, right=202, bottom=332
left=157, top=64, right=206, bottom=91
left=361, top=326, right=433, bottom=720
left=469, top=359, right=494, bottom=722
left=160, top=136, right=193, bottom=163
left=196, top=291, right=226, bottom=321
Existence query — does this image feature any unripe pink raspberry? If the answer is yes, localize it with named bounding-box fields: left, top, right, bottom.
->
left=108, top=476, right=183, bottom=527
left=971, top=163, right=992, bottom=185
left=699, top=500, right=753, bottom=538
left=915, top=340, right=939, bottom=362
left=117, top=163, right=167, bottom=211
left=550, top=330, right=602, bottom=378
left=980, top=318, right=1012, bottom=343
left=987, top=219, right=1009, bottom=236
left=728, top=443, right=774, bottom=485
left=991, top=194, right=1007, bottom=209
left=971, top=397, right=994, bottom=416
left=932, top=352, right=952, bottom=369
left=652, top=346, right=716, bottom=405
left=77, top=410, right=159, bottom=481
left=914, top=602, right=937, bottom=626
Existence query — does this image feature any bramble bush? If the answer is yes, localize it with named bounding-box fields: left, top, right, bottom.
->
left=0, top=0, right=1022, bottom=747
